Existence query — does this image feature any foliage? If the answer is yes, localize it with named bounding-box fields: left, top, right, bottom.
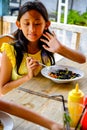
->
left=61, top=9, right=87, bottom=26
left=80, top=12, right=87, bottom=26
left=50, top=9, right=87, bottom=26
left=67, top=10, right=81, bottom=25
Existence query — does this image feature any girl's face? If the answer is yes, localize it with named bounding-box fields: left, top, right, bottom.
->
left=16, top=10, right=50, bottom=42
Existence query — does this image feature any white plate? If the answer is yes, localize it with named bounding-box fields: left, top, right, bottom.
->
left=41, top=65, right=84, bottom=83
left=0, top=111, right=14, bottom=130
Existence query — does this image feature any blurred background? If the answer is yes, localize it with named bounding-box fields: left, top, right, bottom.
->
left=0, top=0, right=87, bottom=55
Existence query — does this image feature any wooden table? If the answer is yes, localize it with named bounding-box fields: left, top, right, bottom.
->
left=1, top=57, right=87, bottom=130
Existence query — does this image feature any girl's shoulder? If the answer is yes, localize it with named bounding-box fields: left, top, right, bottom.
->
left=1, top=42, right=15, bottom=52
left=1, top=42, right=16, bottom=67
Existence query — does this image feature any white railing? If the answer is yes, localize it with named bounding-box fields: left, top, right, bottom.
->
left=1, top=16, right=87, bottom=50
left=57, top=0, right=68, bottom=24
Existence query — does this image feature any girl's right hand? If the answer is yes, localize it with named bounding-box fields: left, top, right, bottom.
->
left=26, top=57, right=39, bottom=79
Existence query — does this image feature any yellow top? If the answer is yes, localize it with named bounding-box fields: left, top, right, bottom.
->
left=68, top=83, right=84, bottom=104
left=1, top=43, right=51, bottom=80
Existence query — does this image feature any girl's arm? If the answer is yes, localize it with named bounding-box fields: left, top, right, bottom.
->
left=0, top=99, right=63, bottom=130
left=40, top=32, right=86, bottom=63
left=0, top=53, right=39, bottom=94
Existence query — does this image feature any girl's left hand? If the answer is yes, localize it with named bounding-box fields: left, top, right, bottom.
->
left=40, top=31, right=61, bottom=53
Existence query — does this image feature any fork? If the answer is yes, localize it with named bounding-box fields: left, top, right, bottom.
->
left=38, top=62, right=47, bottom=67
left=38, top=62, right=51, bottom=70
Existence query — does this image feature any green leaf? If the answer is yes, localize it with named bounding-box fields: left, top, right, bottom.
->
left=63, top=112, right=71, bottom=126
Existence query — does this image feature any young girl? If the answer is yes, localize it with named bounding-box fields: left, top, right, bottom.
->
left=0, top=0, right=86, bottom=94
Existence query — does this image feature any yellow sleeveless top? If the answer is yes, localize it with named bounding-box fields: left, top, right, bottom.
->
left=1, top=43, right=50, bottom=80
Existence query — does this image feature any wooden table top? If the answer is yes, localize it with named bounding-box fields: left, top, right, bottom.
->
left=1, top=57, right=87, bottom=130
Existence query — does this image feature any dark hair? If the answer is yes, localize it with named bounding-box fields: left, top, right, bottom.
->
left=17, top=0, right=49, bottom=22
left=13, top=0, right=55, bottom=73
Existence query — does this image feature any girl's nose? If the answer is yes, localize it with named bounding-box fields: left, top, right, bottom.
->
left=29, top=24, right=35, bottom=32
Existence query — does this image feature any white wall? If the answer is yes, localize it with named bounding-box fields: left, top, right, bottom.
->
left=69, top=0, right=87, bottom=14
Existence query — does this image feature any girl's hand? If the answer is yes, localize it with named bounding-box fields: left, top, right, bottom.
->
left=51, top=124, right=64, bottom=130
left=26, top=57, right=39, bottom=79
left=40, top=31, right=61, bottom=53
left=40, top=31, right=86, bottom=64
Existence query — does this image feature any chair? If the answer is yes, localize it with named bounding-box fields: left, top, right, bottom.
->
left=0, top=34, right=14, bottom=68
left=0, top=34, right=14, bottom=50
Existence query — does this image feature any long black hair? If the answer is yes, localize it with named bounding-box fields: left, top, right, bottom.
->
left=13, top=0, right=55, bottom=72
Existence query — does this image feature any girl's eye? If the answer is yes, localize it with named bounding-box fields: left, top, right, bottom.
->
left=35, top=23, right=41, bottom=25
left=24, top=23, right=29, bottom=25
left=23, top=22, right=42, bottom=26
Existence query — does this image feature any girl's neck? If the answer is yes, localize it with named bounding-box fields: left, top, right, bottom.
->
left=28, top=41, right=40, bottom=54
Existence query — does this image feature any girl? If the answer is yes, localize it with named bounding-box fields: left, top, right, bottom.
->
left=0, top=0, right=86, bottom=94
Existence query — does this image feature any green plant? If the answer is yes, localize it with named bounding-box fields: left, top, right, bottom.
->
left=67, top=10, right=81, bottom=25
left=67, top=10, right=87, bottom=26
left=80, top=12, right=87, bottom=26
left=60, top=9, right=87, bottom=26
left=50, top=9, right=87, bottom=26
